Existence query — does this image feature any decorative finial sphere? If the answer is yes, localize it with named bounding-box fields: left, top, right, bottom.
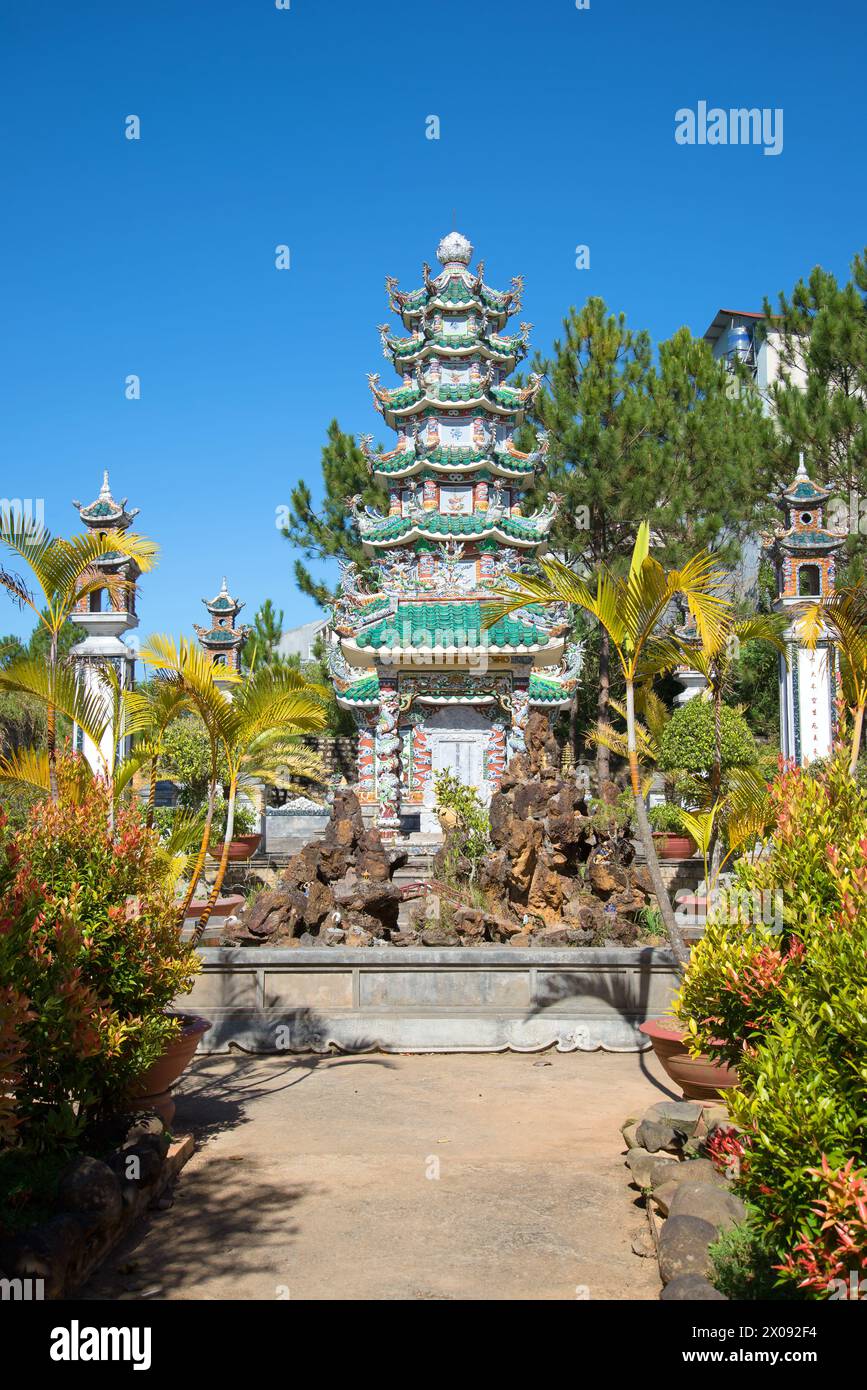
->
left=436, top=231, right=473, bottom=267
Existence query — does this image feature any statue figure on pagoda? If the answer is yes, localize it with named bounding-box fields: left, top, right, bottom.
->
left=69, top=471, right=141, bottom=773
left=328, top=231, right=582, bottom=834
left=194, top=577, right=250, bottom=690
left=764, top=455, right=846, bottom=764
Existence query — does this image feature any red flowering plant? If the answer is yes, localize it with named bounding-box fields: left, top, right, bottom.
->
left=676, top=744, right=867, bottom=1295
left=776, top=1157, right=867, bottom=1296
left=705, top=1125, right=748, bottom=1182
left=0, top=757, right=198, bottom=1155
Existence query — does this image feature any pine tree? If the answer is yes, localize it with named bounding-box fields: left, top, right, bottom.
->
left=245, top=598, right=285, bottom=669
left=647, top=326, right=777, bottom=564
left=281, top=419, right=384, bottom=608
left=526, top=299, right=654, bottom=778
left=763, top=247, right=867, bottom=573
left=528, top=299, right=776, bottom=776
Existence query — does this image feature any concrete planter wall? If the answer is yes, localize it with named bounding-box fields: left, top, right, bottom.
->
left=186, top=946, right=681, bottom=1054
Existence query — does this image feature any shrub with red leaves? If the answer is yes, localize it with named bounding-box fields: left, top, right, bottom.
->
left=0, top=759, right=197, bottom=1154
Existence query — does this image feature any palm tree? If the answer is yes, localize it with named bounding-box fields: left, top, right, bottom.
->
left=0, top=518, right=158, bottom=797
left=485, top=521, right=730, bottom=965
left=797, top=583, right=867, bottom=775
left=141, top=639, right=327, bottom=942
left=138, top=636, right=240, bottom=926
left=0, top=659, right=112, bottom=795
left=588, top=687, right=671, bottom=799
left=121, top=677, right=195, bottom=827
left=638, top=613, right=786, bottom=802
left=637, top=612, right=786, bottom=875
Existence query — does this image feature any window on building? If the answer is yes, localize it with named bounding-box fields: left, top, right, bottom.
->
left=89, top=590, right=103, bottom=613
left=798, top=565, right=821, bottom=597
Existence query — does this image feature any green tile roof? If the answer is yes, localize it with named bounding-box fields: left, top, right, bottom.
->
left=528, top=674, right=572, bottom=703
left=337, top=669, right=572, bottom=707
left=353, top=601, right=548, bottom=650
left=781, top=530, right=842, bottom=549
left=491, top=385, right=522, bottom=406
left=361, top=512, right=544, bottom=543
left=382, top=385, right=422, bottom=409
left=337, top=673, right=380, bottom=703
left=785, top=479, right=829, bottom=502
left=438, top=280, right=475, bottom=304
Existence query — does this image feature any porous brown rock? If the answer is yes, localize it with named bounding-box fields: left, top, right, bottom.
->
left=475, top=713, right=653, bottom=943
left=230, top=788, right=405, bottom=947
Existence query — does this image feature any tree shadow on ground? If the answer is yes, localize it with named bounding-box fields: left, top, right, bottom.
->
left=523, top=949, right=681, bottom=1100
left=173, top=1045, right=397, bottom=1146
left=76, top=1157, right=312, bottom=1301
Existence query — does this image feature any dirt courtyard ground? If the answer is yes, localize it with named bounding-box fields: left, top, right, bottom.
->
left=81, top=1048, right=675, bottom=1301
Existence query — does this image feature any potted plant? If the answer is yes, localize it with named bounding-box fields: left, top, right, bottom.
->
left=638, top=1015, right=739, bottom=1100
left=0, top=761, right=205, bottom=1146
left=207, top=796, right=262, bottom=861
left=647, top=800, right=696, bottom=860
left=127, top=1013, right=211, bottom=1124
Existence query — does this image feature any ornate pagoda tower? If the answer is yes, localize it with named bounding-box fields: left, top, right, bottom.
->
left=194, top=577, right=249, bottom=689
left=70, top=472, right=140, bottom=773
left=328, top=232, right=582, bottom=833
left=764, top=456, right=846, bottom=764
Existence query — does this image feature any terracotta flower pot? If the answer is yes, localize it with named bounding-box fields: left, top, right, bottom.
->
left=128, top=1013, right=211, bottom=1125
left=207, top=833, right=262, bottom=861
left=652, top=831, right=697, bottom=860
left=639, top=1016, right=739, bottom=1101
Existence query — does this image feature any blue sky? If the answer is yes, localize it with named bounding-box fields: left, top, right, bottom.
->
left=2, top=0, right=865, bottom=648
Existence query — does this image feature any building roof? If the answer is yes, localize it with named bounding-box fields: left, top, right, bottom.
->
left=702, top=308, right=763, bottom=346
left=73, top=471, right=139, bottom=528
left=782, top=458, right=833, bottom=505
left=203, top=576, right=244, bottom=615
left=349, top=600, right=552, bottom=652
left=358, top=510, right=552, bottom=549
left=332, top=665, right=574, bottom=709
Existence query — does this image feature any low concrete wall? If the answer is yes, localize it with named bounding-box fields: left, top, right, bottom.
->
left=186, top=946, right=680, bottom=1054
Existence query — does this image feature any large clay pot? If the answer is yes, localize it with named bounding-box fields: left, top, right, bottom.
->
left=128, top=1013, right=211, bottom=1125
left=639, top=1017, right=739, bottom=1102
left=207, top=833, right=262, bottom=861
left=652, top=832, right=697, bottom=861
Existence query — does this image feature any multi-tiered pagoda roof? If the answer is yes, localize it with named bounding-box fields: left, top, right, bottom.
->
left=328, top=233, right=581, bottom=829
left=329, top=232, right=579, bottom=718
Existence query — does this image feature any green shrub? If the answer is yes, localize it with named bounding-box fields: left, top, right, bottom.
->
left=658, top=699, right=757, bottom=776
left=159, top=713, right=227, bottom=809
left=647, top=801, right=686, bottom=833
left=675, top=747, right=867, bottom=1296
left=0, top=757, right=198, bottom=1157
left=709, top=1218, right=792, bottom=1300
left=212, top=796, right=259, bottom=839
left=434, top=771, right=491, bottom=880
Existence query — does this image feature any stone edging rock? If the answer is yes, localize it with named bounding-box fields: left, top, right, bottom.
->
left=624, top=1099, right=746, bottom=1300
left=0, top=1115, right=194, bottom=1299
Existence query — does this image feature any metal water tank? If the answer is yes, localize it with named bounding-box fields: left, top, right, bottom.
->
left=725, top=324, right=752, bottom=363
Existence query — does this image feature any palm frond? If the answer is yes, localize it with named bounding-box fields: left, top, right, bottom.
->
left=0, top=657, right=109, bottom=754
left=0, top=745, right=51, bottom=798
